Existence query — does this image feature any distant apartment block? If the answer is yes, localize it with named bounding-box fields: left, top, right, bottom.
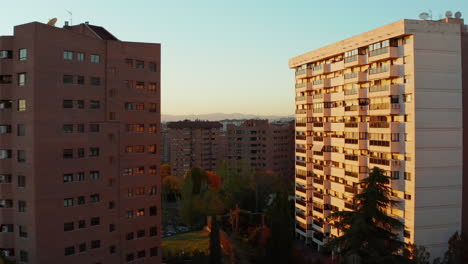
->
left=167, top=120, right=224, bottom=176
left=0, top=22, right=161, bottom=263
left=161, top=123, right=170, bottom=164
left=225, top=119, right=295, bottom=178
left=291, top=17, right=466, bottom=258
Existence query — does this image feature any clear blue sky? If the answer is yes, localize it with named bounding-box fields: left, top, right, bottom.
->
left=1, top=0, right=466, bottom=115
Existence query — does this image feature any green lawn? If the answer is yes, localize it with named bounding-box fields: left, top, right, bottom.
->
left=163, top=230, right=210, bottom=256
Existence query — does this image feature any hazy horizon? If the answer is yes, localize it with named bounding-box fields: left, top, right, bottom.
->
left=0, top=0, right=466, bottom=115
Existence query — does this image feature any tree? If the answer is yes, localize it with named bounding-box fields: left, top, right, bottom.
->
left=162, top=175, right=181, bottom=202
left=209, top=216, right=222, bottom=264
left=180, top=171, right=203, bottom=228
left=442, top=232, right=468, bottom=264
left=206, top=171, right=222, bottom=190
left=326, top=167, right=406, bottom=264
left=405, top=244, right=431, bottom=264
left=161, top=163, right=171, bottom=179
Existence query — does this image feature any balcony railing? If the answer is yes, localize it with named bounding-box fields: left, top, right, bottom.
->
left=313, top=136, right=323, bottom=142
left=296, top=199, right=307, bottom=206
left=313, top=164, right=323, bottom=171
left=344, top=202, right=357, bottom=210
left=344, top=55, right=358, bottom=63
left=345, top=105, right=359, bottom=111
left=369, top=85, right=390, bottom=93
left=295, top=160, right=306, bottom=167
left=344, top=72, right=358, bottom=79
left=369, top=122, right=389, bottom=128
left=296, top=185, right=306, bottom=193
left=313, top=178, right=324, bottom=185
left=344, top=154, right=358, bottom=161
left=313, top=122, right=324, bottom=127
left=313, top=79, right=324, bottom=85
left=313, top=94, right=324, bottom=99
left=369, top=47, right=389, bottom=57
left=344, top=89, right=358, bottom=95
left=296, top=135, right=306, bottom=140
left=313, top=64, right=323, bottom=71
left=296, top=148, right=306, bottom=153
left=295, top=69, right=306, bottom=75
left=369, top=103, right=400, bottom=110
left=313, top=192, right=324, bottom=199
left=345, top=185, right=357, bottom=194
left=296, top=211, right=306, bottom=219
left=295, top=83, right=307, bottom=88
left=369, top=157, right=390, bottom=166
left=344, top=122, right=358, bottom=128
left=296, top=174, right=306, bottom=180
left=345, top=171, right=358, bottom=178
left=295, top=96, right=306, bottom=101
left=369, top=66, right=389, bottom=75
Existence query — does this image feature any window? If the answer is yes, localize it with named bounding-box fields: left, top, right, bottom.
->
left=90, top=77, right=100, bottom=86
left=125, top=102, right=144, bottom=110
left=126, top=253, right=135, bottom=262
left=64, top=246, right=75, bottom=256
left=109, top=112, right=116, bottom=120
left=0, top=75, right=12, bottom=84
left=63, top=51, right=73, bottom=60
left=77, top=52, right=85, bottom=61
left=89, top=147, right=100, bottom=157
left=148, top=124, right=157, bottom=133
left=404, top=230, right=411, bottom=238
left=149, top=206, right=157, bottom=216
left=0, top=50, right=12, bottom=59
left=125, top=58, right=133, bottom=67
left=77, top=172, right=85, bottom=181
left=0, top=100, right=12, bottom=109
left=150, top=247, right=158, bottom=257
left=149, top=103, right=157, bottom=112
left=19, top=49, right=27, bottom=61
left=63, top=198, right=73, bottom=208
left=17, top=100, right=26, bottom=111
left=136, top=208, right=145, bottom=216
left=90, top=194, right=100, bottom=203
left=63, top=173, right=73, bottom=183
left=63, top=100, right=73, bottom=108
left=149, top=186, right=157, bottom=195
left=125, top=145, right=145, bottom=153
left=64, top=222, right=74, bottom=231
left=17, top=124, right=25, bottom=136
left=90, top=217, right=100, bottom=226
left=404, top=172, right=412, bottom=181
left=137, top=250, right=146, bottom=258
left=0, top=125, right=11, bottom=134
left=124, top=80, right=133, bottom=88
left=109, top=245, right=116, bottom=254
left=20, top=250, right=28, bottom=263
left=148, top=82, right=157, bottom=92
left=149, top=62, right=157, bottom=72
left=126, top=210, right=134, bottom=218
left=135, top=81, right=144, bottom=89
left=19, top=225, right=27, bottom=237
left=90, top=55, right=100, bottom=64
left=404, top=194, right=412, bottom=200
left=391, top=171, right=399, bottom=180
left=109, top=224, right=115, bottom=232
left=0, top=174, right=12, bottom=184
left=78, top=220, right=86, bottom=229
left=0, top=149, right=12, bottom=159
left=18, top=200, right=26, bottom=212
left=77, top=124, right=84, bottom=133
left=77, top=148, right=85, bottom=158
left=63, top=75, right=73, bottom=84
left=108, top=201, right=115, bottom=209
left=77, top=100, right=85, bottom=108
left=135, top=60, right=144, bottom=69
left=137, top=229, right=145, bottom=238
left=149, top=165, right=157, bottom=175
left=148, top=144, right=157, bottom=154
left=126, top=232, right=134, bottom=240
left=18, top=175, right=26, bottom=188
left=90, top=100, right=100, bottom=109
left=126, top=124, right=145, bottom=132
left=18, top=73, right=26, bottom=86
left=78, top=243, right=86, bottom=252
left=77, top=196, right=85, bottom=205
left=89, top=124, right=100, bottom=132
left=77, top=75, right=85, bottom=85
left=403, top=94, right=412, bottom=103
left=90, top=171, right=100, bottom=180
left=17, top=150, right=26, bottom=163
left=91, top=240, right=101, bottom=249
left=149, top=226, right=157, bottom=236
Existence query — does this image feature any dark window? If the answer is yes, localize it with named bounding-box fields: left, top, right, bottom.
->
left=78, top=220, right=86, bottom=229
left=0, top=100, right=12, bottom=109
left=64, top=246, right=75, bottom=256
left=0, top=50, right=12, bottom=59
left=149, top=226, right=157, bottom=236
left=77, top=76, right=85, bottom=85
left=63, top=124, right=73, bottom=133
left=17, top=124, right=25, bottom=136
left=149, top=62, right=157, bottom=72
left=63, top=149, right=73, bottom=159
left=77, top=100, right=85, bottom=109
left=78, top=243, right=86, bottom=252
left=77, top=196, right=85, bottom=205
left=90, top=100, right=100, bottom=109
left=91, top=240, right=101, bottom=249
left=108, top=201, right=115, bottom=209
left=17, top=175, right=26, bottom=187
left=20, top=250, right=28, bottom=263
left=125, top=58, right=133, bottom=67
left=63, top=75, right=73, bottom=84
left=89, top=148, right=100, bottom=157
left=90, top=194, right=100, bottom=203
left=19, top=225, right=27, bottom=237
left=63, top=198, right=73, bottom=208
left=77, top=172, right=85, bottom=181
left=89, top=124, right=100, bottom=132
left=77, top=148, right=85, bottom=158
left=90, top=217, right=100, bottom=226
left=90, top=171, right=100, bottom=180
left=109, top=245, right=116, bottom=254
left=126, top=253, right=134, bottom=262
left=64, top=222, right=74, bottom=231
left=135, top=60, right=144, bottom=69
left=109, top=224, right=115, bottom=232
left=137, top=229, right=145, bottom=238
left=0, top=75, right=12, bottom=84
left=17, top=150, right=26, bottom=162
left=63, top=100, right=73, bottom=108
left=0, top=174, right=12, bottom=183
left=150, top=247, right=158, bottom=257
left=77, top=124, right=84, bottom=133
left=126, top=232, right=134, bottom=240
left=149, top=103, right=157, bottom=112
left=137, top=250, right=146, bottom=258
left=90, top=77, right=100, bottom=86
left=63, top=173, right=73, bottom=183
left=148, top=124, right=157, bottom=133
left=149, top=206, right=157, bottom=216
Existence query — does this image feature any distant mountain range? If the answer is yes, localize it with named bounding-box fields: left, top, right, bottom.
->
left=162, top=113, right=294, bottom=122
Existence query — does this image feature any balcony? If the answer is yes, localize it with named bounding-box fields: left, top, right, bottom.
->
left=344, top=185, right=357, bottom=194
left=368, top=65, right=399, bottom=80
left=295, top=95, right=313, bottom=105
left=295, top=68, right=312, bottom=79
left=330, top=61, right=344, bottom=72
left=344, top=72, right=367, bottom=84
left=368, top=46, right=399, bottom=63
left=312, top=78, right=330, bottom=89
left=296, top=199, right=307, bottom=207
left=344, top=54, right=366, bottom=67
left=296, top=211, right=307, bottom=220
left=312, top=64, right=330, bottom=76
left=329, top=76, right=344, bottom=86
left=368, top=103, right=400, bottom=115
left=368, top=84, right=400, bottom=98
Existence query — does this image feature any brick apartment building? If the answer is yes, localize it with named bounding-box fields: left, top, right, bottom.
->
left=291, top=16, right=466, bottom=258
left=167, top=120, right=224, bottom=177
left=225, top=119, right=295, bottom=179
left=0, top=21, right=161, bottom=263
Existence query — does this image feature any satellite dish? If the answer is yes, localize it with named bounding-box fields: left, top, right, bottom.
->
left=47, top=18, right=58, bottom=26
left=455, top=11, right=462, bottom=19
left=445, top=11, right=453, bottom=18
left=419, top=12, right=430, bottom=20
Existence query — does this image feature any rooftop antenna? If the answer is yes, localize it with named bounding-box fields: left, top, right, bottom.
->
left=47, top=18, right=58, bottom=26
left=66, top=10, right=72, bottom=26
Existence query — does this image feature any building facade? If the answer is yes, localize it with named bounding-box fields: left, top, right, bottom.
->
left=291, top=18, right=465, bottom=258
left=0, top=22, right=161, bottom=264
left=225, top=119, right=295, bottom=179
left=167, top=121, right=224, bottom=177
